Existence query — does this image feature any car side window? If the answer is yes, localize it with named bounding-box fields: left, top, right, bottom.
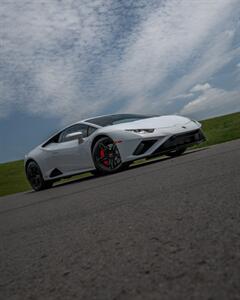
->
left=87, top=126, right=97, bottom=136
left=58, top=124, right=88, bottom=143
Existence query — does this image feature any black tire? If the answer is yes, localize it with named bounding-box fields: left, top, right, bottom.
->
left=122, top=161, right=131, bottom=170
left=92, top=137, right=125, bottom=174
left=166, top=146, right=187, bottom=158
left=91, top=162, right=131, bottom=177
left=90, top=169, right=102, bottom=177
left=26, top=161, right=53, bottom=191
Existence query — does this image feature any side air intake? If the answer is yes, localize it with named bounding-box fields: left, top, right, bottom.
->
left=49, top=168, right=63, bottom=178
left=133, top=140, right=157, bottom=155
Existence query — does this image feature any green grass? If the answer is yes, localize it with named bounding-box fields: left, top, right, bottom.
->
left=0, top=112, right=239, bottom=197
left=194, top=112, right=240, bottom=148
left=0, top=160, right=30, bottom=197
left=0, top=161, right=92, bottom=197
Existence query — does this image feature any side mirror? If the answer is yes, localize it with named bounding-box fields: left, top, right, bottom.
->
left=65, top=131, right=84, bottom=144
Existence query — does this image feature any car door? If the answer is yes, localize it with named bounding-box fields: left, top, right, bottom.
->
left=43, top=124, right=94, bottom=174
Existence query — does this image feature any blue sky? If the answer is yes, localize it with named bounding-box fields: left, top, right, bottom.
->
left=0, top=0, right=240, bottom=163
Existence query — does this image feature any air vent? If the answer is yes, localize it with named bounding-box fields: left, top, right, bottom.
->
left=133, top=140, right=157, bottom=155
left=49, top=168, right=63, bottom=178
left=153, top=129, right=205, bottom=154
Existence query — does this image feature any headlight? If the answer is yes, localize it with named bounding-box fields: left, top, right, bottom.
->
left=191, top=119, right=201, bottom=126
left=125, top=129, right=155, bottom=134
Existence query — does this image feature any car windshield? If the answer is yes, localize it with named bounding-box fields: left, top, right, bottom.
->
left=86, top=114, right=156, bottom=127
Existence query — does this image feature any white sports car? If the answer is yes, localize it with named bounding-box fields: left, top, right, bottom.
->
left=25, top=114, right=205, bottom=191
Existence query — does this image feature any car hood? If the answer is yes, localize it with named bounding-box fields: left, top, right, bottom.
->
left=103, top=115, right=191, bottom=131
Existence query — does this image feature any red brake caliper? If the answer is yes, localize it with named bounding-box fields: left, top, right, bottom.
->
left=100, top=148, right=109, bottom=166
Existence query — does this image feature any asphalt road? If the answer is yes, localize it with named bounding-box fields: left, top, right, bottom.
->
left=1, top=139, right=240, bottom=300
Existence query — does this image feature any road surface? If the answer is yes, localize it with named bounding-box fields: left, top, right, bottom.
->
left=0, top=139, right=240, bottom=300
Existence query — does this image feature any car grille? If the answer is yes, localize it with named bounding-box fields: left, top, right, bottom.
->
left=153, top=129, right=205, bottom=155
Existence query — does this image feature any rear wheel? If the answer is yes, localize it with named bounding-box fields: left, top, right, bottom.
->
left=166, top=146, right=187, bottom=158
left=92, top=137, right=125, bottom=174
left=26, top=161, right=53, bottom=191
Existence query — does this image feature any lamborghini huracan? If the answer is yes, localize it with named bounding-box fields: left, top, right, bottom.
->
left=25, top=114, right=205, bottom=191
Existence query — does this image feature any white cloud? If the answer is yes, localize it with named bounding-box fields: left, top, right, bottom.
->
left=166, top=93, right=194, bottom=102
left=162, top=32, right=240, bottom=103
left=0, top=0, right=240, bottom=122
left=180, top=85, right=240, bottom=119
left=0, top=80, right=16, bottom=119
left=116, top=0, right=240, bottom=113
left=0, top=0, right=116, bottom=122
left=190, top=83, right=211, bottom=93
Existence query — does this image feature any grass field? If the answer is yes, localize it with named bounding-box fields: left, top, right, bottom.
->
left=194, top=112, right=240, bottom=148
left=0, top=160, right=30, bottom=197
left=0, top=111, right=239, bottom=197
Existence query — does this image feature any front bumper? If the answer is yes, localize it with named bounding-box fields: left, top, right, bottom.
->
left=152, top=129, right=205, bottom=155
left=111, top=122, right=205, bottom=162
left=127, top=128, right=205, bottom=160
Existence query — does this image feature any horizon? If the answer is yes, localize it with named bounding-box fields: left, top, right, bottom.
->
left=1, top=111, right=239, bottom=164
left=0, top=0, right=240, bottom=163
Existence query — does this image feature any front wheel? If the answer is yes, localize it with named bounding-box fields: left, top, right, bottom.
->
left=26, top=161, right=53, bottom=191
left=92, top=137, right=125, bottom=174
left=165, top=146, right=187, bottom=158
